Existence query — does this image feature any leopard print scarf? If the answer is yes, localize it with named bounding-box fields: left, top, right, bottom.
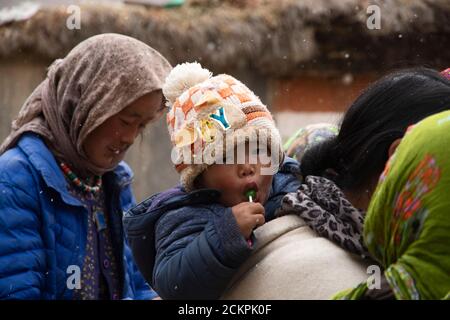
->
left=278, top=176, right=369, bottom=257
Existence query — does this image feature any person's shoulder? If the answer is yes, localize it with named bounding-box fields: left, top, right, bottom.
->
left=277, top=156, right=301, bottom=175
left=0, top=144, right=28, bottom=168
left=160, top=202, right=216, bottom=225
left=0, top=144, right=36, bottom=188
left=157, top=193, right=225, bottom=231
left=126, top=186, right=215, bottom=235
left=156, top=188, right=222, bottom=219
left=271, top=156, right=301, bottom=191
left=153, top=204, right=212, bottom=246
left=0, top=133, right=61, bottom=188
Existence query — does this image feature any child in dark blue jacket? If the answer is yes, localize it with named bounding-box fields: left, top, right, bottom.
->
left=124, top=63, right=301, bottom=299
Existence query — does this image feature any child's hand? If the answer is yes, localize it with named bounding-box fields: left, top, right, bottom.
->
left=231, top=202, right=265, bottom=239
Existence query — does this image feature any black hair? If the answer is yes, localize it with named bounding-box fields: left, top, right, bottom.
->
left=300, top=67, right=450, bottom=191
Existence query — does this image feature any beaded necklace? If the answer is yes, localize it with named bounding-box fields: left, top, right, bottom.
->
left=60, top=162, right=102, bottom=194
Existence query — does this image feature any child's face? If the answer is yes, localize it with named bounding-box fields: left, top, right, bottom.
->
left=196, top=143, right=274, bottom=207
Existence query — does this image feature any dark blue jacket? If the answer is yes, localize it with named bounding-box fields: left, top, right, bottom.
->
left=0, top=133, right=156, bottom=299
left=124, top=157, right=301, bottom=299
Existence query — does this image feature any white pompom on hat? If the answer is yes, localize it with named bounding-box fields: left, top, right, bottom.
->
left=163, top=62, right=212, bottom=108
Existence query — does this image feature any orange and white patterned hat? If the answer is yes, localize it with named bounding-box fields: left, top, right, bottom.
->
left=163, top=62, right=282, bottom=191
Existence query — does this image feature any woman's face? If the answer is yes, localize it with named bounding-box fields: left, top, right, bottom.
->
left=83, top=90, right=165, bottom=169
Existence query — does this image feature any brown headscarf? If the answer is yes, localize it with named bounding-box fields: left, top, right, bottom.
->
left=0, top=33, right=172, bottom=177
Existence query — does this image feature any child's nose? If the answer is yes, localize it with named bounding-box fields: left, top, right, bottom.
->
left=238, top=163, right=255, bottom=178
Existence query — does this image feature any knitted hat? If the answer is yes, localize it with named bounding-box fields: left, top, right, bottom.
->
left=163, top=62, right=282, bottom=191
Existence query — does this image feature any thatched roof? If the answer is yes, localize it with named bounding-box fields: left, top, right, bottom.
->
left=1, top=0, right=449, bottom=76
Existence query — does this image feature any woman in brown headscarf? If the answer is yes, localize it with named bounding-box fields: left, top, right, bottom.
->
left=0, top=33, right=171, bottom=300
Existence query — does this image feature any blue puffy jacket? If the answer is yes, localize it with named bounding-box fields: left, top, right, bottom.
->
left=124, top=157, right=301, bottom=299
left=0, top=133, right=156, bottom=300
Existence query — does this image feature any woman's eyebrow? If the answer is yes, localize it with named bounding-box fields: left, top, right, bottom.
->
left=128, top=112, right=157, bottom=122
left=123, top=112, right=143, bottom=119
